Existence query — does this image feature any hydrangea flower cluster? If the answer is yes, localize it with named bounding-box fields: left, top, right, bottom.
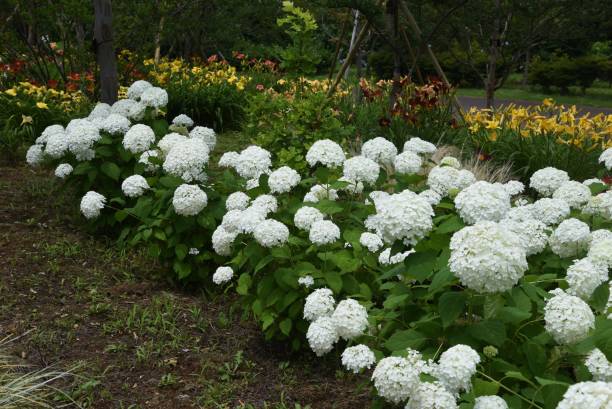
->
left=267, top=166, right=301, bottom=194
left=341, top=345, right=376, bottom=373
left=556, top=381, right=612, bottom=409
left=305, top=139, right=346, bottom=168
left=454, top=181, right=511, bottom=224
left=121, top=175, right=150, bottom=198
left=598, top=148, right=612, bottom=170
left=449, top=221, right=528, bottom=293
left=529, top=167, right=570, bottom=196
left=212, top=266, right=234, bottom=285
left=361, top=136, right=398, bottom=166
left=172, top=184, right=208, bottom=216
left=548, top=218, right=591, bottom=258
left=544, top=288, right=595, bottom=345
left=80, top=191, right=106, bottom=219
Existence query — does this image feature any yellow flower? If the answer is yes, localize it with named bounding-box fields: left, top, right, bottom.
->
left=36, top=102, right=49, bottom=109
left=488, top=130, right=498, bottom=142
left=5, top=88, right=17, bottom=96
left=21, top=115, right=33, bottom=125
left=542, top=98, right=555, bottom=107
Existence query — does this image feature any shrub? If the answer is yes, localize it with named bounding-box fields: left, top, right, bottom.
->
left=211, top=137, right=612, bottom=407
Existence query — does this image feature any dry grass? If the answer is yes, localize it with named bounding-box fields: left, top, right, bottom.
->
left=0, top=335, right=76, bottom=408
left=432, top=144, right=516, bottom=184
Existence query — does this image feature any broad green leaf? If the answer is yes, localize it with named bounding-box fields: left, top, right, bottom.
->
left=438, top=291, right=466, bottom=327
left=100, top=162, right=121, bottom=181
left=279, top=318, right=292, bottom=336
left=175, top=244, right=188, bottom=261
left=325, top=271, right=343, bottom=293
left=384, top=329, right=427, bottom=352
left=404, top=250, right=438, bottom=282
left=469, top=320, right=507, bottom=346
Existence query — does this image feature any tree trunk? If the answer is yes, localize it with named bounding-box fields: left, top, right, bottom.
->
left=93, top=0, right=118, bottom=104
left=154, top=15, right=165, bottom=64
left=344, top=10, right=360, bottom=80
left=485, top=0, right=501, bottom=107
left=522, top=47, right=530, bottom=87
left=386, top=0, right=402, bottom=109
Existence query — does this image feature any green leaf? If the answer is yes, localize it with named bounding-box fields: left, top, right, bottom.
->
left=237, top=273, right=252, bottom=295
left=504, top=371, right=536, bottom=388
left=428, top=267, right=455, bottom=295
left=590, top=282, right=610, bottom=313
left=100, top=162, right=121, bottom=181
left=384, top=329, right=427, bottom=352
left=473, top=378, right=499, bottom=396
left=523, top=341, right=547, bottom=376
left=438, top=291, right=466, bottom=327
left=114, top=210, right=128, bottom=222
left=175, top=244, right=188, bottom=261
left=383, top=294, right=409, bottom=310
left=315, top=199, right=343, bottom=215
left=436, top=215, right=465, bottom=234
left=325, top=271, right=343, bottom=293
left=330, top=250, right=361, bottom=272
left=469, top=320, right=507, bottom=346
left=498, top=306, right=532, bottom=324
left=404, top=250, right=438, bottom=281
left=279, top=318, right=293, bottom=336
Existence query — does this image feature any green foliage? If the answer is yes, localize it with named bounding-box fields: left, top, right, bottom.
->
left=275, top=1, right=322, bottom=76
left=243, top=90, right=353, bottom=171
left=530, top=54, right=611, bottom=94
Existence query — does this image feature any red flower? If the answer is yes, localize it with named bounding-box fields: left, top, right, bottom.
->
left=379, top=117, right=391, bottom=127
left=207, top=54, right=218, bottom=63
left=68, top=72, right=80, bottom=81
left=602, top=175, right=612, bottom=185
left=47, top=79, right=59, bottom=89
left=256, top=84, right=265, bottom=91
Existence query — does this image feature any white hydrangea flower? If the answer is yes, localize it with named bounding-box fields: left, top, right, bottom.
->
left=378, top=248, right=414, bottom=266
left=305, top=139, right=345, bottom=168
left=556, top=381, right=612, bottom=409
left=431, top=344, right=481, bottom=394
left=26, top=144, right=44, bottom=166
left=218, top=151, right=239, bottom=168
left=303, top=288, right=335, bottom=322
left=544, top=288, right=595, bottom=345
left=67, top=120, right=101, bottom=161
left=253, top=219, right=289, bottom=248
left=405, top=382, right=458, bottom=409
left=100, top=113, right=130, bottom=135
left=599, top=148, right=612, bottom=170
left=127, top=80, right=152, bottom=100
left=549, top=218, right=591, bottom=258
left=427, top=166, right=476, bottom=196
left=235, top=146, right=272, bottom=179
left=583, top=178, right=606, bottom=187
left=111, top=98, right=146, bottom=121
left=553, top=181, right=592, bottom=209
left=449, top=221, right=527, bottom=293
left=364, top=190, right=434, bottom=245
left=298, top=275, right=314, bottom=288
left=362, top=137, right=398, bottom=166
left=140, top=86, right=168, bottom=108
left=341, top=345, right=376, bottom=374
left=403, top=137, right=436, bottom=155
left=159, top=133, right=189, bottom=156
left=303, top=184, right=339, bottom=203
left=454, top=181, right=511, bottom=224
left=530, top=167, right=570, bottom=197
left=212, top=266, right=234, bottom=285
left=123, top=124, right=156, bottom=154
left=121, top=175, right=149, bottom=198
left=371, top=356, right=421, bottom=404
left=309, top=220, right=341, bottom=245
left=503, top=180, right=525, bottom=196
left=294, top=206, right=324, bottom=231
left=306, top=316, right=339, bottom=356
left=80, top=191, right=106, bottom=219
left=88, top=103, right=111, bottom=120
left=439, top=156, right=461, bottom=169
left=237, top=206, right=267, bottom=234
left=566, top=258, right=608, bottom=301
left=587, top=230, right=612, bottom=269
left=225, top=192, right=250, bottom=211
left=163, top=139, right=210, bottom=182
left=189, top=126, right=216, bottom=150
left=394, top=151, right=423, bottom=175
left=43, top=130, right=69, bottom=158
left=343, top=156, right=380, bottom=185
left=245, top=178, right=260, bottom=190
left=188, top=248, right=199, bottom=255
left=504, top=204, right=535, bottom=222
left=139, top=150, right=160, bottom=172
left=36, top=124, right=64, bottom=145
left=220, top=209, right=243, bottom=233
left=583, top=192, right=612, bottom=220
left=212, top=226, right=238, bottom=256
left=172, top=184, right=207, bottom=216
left=331, top=299, right=368, bottom=340
left=474, top=396, right=508, bottom=409
left=360, top=232, right=384, bottom=252
left=251, top=194, right=278, bottom=215
left=419, top=189, right=443, bottom=206
left=268, top=166, right=301, bottom=194
left=585, top=349, right=612, bottom=382
left=499, top=217, right=549, bottom=256
left=54, top=163, right=73, bottom=179
left=531, top=198, right=570, bottom=225
left=172, top=114, right=194, bottom=128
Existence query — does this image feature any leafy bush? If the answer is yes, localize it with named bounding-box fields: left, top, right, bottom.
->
left=529, top=55, right=611, bottom=93
left=243, top=86, right=353, bottom=171
left=212, top=137, right=612, bottom=408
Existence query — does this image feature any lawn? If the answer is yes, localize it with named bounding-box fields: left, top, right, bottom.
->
left=457, top=85, right=612, bottom=108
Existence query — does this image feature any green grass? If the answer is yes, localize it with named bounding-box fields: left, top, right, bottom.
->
left=457, top=85, right=612, bottom=108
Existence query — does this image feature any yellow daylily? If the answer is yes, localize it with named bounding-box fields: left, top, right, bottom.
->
left=21, top=115, right=33, bottom=125
left=36, top=102, right=49, bottom=109
left=5, top=88, right=17, bottom=96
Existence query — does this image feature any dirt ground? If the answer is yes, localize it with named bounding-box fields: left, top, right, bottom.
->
left=0, top=165, right=371, bottom=409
